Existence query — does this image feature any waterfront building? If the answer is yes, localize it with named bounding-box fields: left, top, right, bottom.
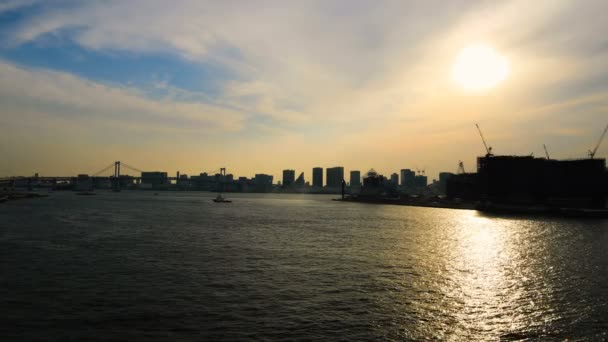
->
left=477, top=155, right=606, bottom=208
left=438, top=172, right=454, bottom=194
left=400, top=169, right=416, bottom=188
left=414, top=175, right=428, bottom=188
left=447, top=155, right=608, bottom=208
left=312, top=167, right=323, bottom=187
left=191, top=172, right=223, bottom=191
left=350, top=170, right=361, bottom=186
left=326, top=167, right=344, bottom=188
left=75, top=174, right=93, bottom=191
left=390, top=173, right=399, bottom=186
left=141, top=171, right=169, bottom=189
left=283, top=169, right=295, bottom=186
left=92, top=177, right=111, bottom=189
left=254, top=174, right=273, bottom=185
left=295, top=172, right=305, bottom=187
left=253, top=174, right=274, bottom=192
left=360, top=169, right=387, bottom=197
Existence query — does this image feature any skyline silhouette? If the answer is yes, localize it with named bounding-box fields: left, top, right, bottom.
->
left=1, top=1, right=608, bottom=178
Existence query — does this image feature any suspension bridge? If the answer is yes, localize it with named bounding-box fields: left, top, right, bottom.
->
left=0, top=161, right=229, bottom=191
left=0, top=161, right=174, bottom=190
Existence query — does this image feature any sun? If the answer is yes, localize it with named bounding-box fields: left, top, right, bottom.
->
left=452, top=44, right=509, bottom=92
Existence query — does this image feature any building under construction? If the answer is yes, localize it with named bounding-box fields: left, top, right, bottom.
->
left=447, top=123, right=608, bottom=209
left=447, top=156, right=607, bottom=208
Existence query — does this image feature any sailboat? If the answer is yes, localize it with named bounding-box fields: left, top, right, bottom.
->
left=213, top=167, right=232, bottom=203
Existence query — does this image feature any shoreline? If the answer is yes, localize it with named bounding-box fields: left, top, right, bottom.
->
left=334, top=196, right=476, bottom=210
left=335, top=197, right=608, bottom=218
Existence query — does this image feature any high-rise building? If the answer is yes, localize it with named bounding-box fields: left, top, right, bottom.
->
left=438, top=172, right=454, bottom=194
left=141, top=171, right=169, bottom=188
left=254, top=174, right=273, bottom=185
left=350, top=170, right=361, bottom=186
left=326, top=167, right=344, bottom=188
left=390, top=173, right=399, bottom=185
left=400, top=169, right=415, bottom=188
left=282, top=169, right=295, bottom=186
left=415, top=175, right=428, bottom=188
left=295, top=172, right=305, bottom=186
left=312, top=167, right=323, bottom=187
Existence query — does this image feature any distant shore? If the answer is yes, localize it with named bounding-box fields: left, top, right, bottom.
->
left=335, top=196, right=476, bottom=210
left=336, top=196, right=608, bottom=218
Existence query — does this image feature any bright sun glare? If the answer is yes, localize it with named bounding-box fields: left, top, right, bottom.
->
left=452, top=44, right=509, bottom=92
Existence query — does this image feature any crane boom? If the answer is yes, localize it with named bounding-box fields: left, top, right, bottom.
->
left=543, top=144, right=550, bottom=159
left=475, top=123, right=493, bottom=156
left=589, top=123, right=608, bottom=159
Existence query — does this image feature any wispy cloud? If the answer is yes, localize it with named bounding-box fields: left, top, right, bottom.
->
left=0, top=61, right=246, bottom=132
left=1, top=0, right=608, bottom=177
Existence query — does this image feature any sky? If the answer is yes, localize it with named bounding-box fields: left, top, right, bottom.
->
left=1, top=0, right=608, bottom=181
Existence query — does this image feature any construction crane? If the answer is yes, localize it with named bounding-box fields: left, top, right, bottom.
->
left=475, top=123, right=493, bottom=156
left=457, top=161, right=466, bottom=174
left=588, top=123, right=608, bottom=159
left=543, top=144, right=550, bottom=159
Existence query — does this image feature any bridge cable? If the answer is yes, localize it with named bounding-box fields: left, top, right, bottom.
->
left=92, top=163, right=116, bottom=177
left=120, top=162, right=143, bottom=174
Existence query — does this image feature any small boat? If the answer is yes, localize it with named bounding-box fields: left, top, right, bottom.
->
left=76, top=191, right=96, bottom=196
left=212, top=167, right=232, bottom=203
left=213, top=193, right=232, bottom=203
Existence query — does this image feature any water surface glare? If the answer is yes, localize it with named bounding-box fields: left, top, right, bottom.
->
left=1, top=192, right=607, bottom=340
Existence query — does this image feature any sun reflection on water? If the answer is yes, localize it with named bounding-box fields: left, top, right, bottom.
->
left=442, top=212, right=524, bottom=337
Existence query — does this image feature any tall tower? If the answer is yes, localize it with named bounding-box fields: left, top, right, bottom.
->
left=350, top=170, right=361, bottom=186
left=282, top=169, right=295, bottom=186
left=326, top=167, right=344, bottom=188
left=312, top=167, right=323, bottom=187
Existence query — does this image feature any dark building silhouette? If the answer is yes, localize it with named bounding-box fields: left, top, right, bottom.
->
left=190, top=172, right=214, bottom=190
left=253, top=174, right=273, bottom=192
left=414, top=175, right=427, bottom=188
left=478, top=155, right=606, bottom=208
left=295, top=172, right=305, bottom=186
left=282, top=169, right=295, bottom=186
left=400, top=169, right=415, bottom=188
left=390, top=173, right=399, bottom=186
left=176, top=174, right=189, bottom=190
left=446, top=173, right=478, bottom=200
left=326, top=167, right=344, bottom=188
left=312, top=167, right=323, bottom=187
left=361, top=169, right=385, bottom=197
left=350, top=170, right=361, bottom=186
left=75, top=174, right=93, bottom=191
left=141, top=171, right=169, bottom=189
left=438, top=172, right=454, bottom=195
left=447, top=155, right=608, bottom=208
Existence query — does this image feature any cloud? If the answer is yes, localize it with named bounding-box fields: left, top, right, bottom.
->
left=0, top=0, right=39, bottom=14
left=0, top=61, right=246, bottom=133
left=2, top=0, right=608, bottom=177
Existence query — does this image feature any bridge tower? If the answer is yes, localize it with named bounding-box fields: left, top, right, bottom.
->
left=112, top=161, right=121, bottom=192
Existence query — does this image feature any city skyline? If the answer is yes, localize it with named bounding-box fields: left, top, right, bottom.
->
left=8, top=165, right=429, bottom=187
left=1, top=1, right=608, bottom=179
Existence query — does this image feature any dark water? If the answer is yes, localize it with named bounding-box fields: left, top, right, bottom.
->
left=1, top=192, right=607, bottom=340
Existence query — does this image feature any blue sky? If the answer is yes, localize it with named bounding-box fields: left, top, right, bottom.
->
left=1, top=0, right=607, bottom=178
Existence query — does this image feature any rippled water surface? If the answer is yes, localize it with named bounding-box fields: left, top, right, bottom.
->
left=1, top=191, right=608, bottom=340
